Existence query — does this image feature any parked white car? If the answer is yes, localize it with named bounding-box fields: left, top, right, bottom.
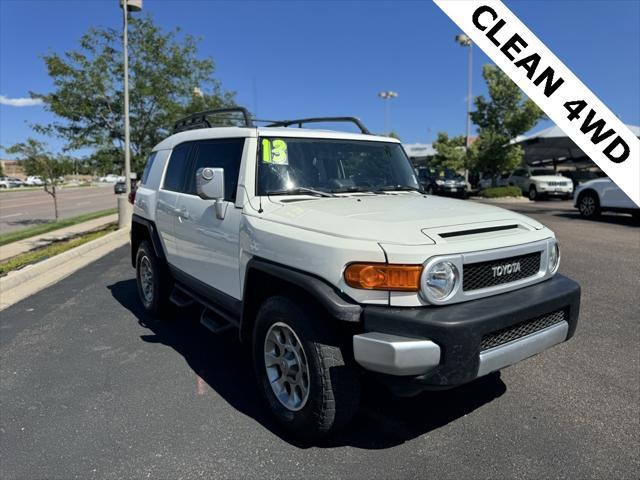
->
left=0, top=176, right=22, bottom=188
left=25, top=175, right=44, bottom=186
left=130, top=107, right=581, bottom=439
left=574, top=178, right=639, bottom=219
left=508, top=167, right=573, bottom=201
left=99, top=174, right=120, bottom=183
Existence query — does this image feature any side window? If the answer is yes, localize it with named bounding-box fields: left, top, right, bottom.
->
left=140, top=152, right=158, bottom=185
left=163, top=143, right=192, bottom=192
left=184, top=138, right=245, bottom=201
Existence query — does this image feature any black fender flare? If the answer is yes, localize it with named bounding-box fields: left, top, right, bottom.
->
left=242, top=258, right=362, bottom=324
left=131, top=214, right=166, bottom=267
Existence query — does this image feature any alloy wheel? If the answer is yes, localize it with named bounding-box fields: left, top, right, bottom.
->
left=139, top=255, right=154, bottom=305
left=263, top=322, right=310, bottom=411
left=580, top=195, right=596, bottom=216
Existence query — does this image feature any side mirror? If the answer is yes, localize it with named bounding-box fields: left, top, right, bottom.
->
left=196, top=167, right=226, bottom=219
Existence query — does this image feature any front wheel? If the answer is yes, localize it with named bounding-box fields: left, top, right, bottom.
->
left=252, top=296, right=360, bottom=440
left=578, top=191, right=600, bottom=218
left=528, top=185, right=538, bottom=201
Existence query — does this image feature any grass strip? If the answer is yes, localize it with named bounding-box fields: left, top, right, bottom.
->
left=478, top=186, right=523, bottom=198
left=0, top=224, right=118, bottom=276
left=0, top=208, right=117, bottom=247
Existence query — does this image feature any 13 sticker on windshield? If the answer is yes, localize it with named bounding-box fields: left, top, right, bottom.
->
left=262, top=139, right=289, bottom=165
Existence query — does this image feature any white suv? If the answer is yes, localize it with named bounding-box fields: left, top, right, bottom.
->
left=131, top=108, right=581, bottom=439
left=509, top=167, right=573, bottom=201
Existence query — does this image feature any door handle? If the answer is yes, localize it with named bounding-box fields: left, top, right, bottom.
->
left=175, top=207, right=191, bottom=220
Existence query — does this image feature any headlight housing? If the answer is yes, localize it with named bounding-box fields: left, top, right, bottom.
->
left=548, top=240, right=560, bottom=275
left=422, top=261, right=459, bottom=302
left=435, top=179, right=445, bottom=185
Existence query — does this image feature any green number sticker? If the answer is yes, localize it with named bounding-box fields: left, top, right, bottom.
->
left=262, top=138, right=288, bottom=165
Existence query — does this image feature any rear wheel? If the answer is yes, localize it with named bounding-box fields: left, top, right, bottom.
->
left=578, top=191, right=600, bottom=218
left=252, top=296, right=360, bottom=440
left=135, top=240, right=172, bottom=316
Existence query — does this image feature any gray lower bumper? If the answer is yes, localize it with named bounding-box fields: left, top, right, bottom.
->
left=476, top=321, right=568, bottom=377
left=354, top=321, right=569, bottom=377
left=352, top=332, right=441, bottom=376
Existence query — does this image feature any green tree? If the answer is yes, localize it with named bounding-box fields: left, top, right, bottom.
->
left=432, top=132, right=467, bottom=171
left=471, top=65, right=544, bottom=183
left=31, top=15, right=235, bottom=173
left=5, top=139, right=71, bottom=220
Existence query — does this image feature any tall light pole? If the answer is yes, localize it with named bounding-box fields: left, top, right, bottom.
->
left=456, top=33, right=472, bottom=183
left=378, top=90, right=398, bottom=135
left=120, top=0, right=142, bottom=196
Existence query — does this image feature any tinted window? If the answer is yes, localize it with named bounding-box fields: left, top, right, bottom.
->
left=140, top=152, right=157, bottom=185
left=184, top=138, right=245, bottom=200
left=163, top=143, right=192, bottom=192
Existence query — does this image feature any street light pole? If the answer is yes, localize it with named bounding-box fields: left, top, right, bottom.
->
left=378, top=91, right=398, bottom=135
left=120, top=0, right=142, bottom=195
left=456, top=34, right=472, bottom=184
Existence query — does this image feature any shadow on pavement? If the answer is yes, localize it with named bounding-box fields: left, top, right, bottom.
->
left=553, top=212, right=639, bottom=227
left=108, top=279, right=506, bottom=449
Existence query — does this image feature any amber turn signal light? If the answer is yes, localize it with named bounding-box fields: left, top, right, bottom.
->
left=344, top=263, right=423, bottom=291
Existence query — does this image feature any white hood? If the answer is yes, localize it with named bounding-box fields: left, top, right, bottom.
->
left=531, top=175, right=570, bottom=182
left=258, top=193, right=543, bottom=245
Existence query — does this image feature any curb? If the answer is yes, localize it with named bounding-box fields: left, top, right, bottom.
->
left=0, top=227, right=130, bottom=311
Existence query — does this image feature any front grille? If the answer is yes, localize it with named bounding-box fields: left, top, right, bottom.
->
left=480, top=309, right=566, bottom=351
left=463, top=252, right=541, bottom=291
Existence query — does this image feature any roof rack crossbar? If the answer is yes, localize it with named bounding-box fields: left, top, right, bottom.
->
left=173, top=107, right=254, bottom=133
left=266, top=116, right=371, bottom=135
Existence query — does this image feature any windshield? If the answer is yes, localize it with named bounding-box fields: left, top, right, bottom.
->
left=258, top=137, right=420, bottom=195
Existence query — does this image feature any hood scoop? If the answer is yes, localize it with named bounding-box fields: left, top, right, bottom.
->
left=439, top=224, right=519, bottom=238
left=422, top=221, right=533, bottom=243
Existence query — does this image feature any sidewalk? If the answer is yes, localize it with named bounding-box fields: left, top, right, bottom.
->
left=0, top=213, right=118, bottom=262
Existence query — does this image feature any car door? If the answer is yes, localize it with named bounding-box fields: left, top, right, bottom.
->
left=156, top=142, right=194, bottom=264
left=599, top=179, right=635, bottom=208
left=172, top=138, right=246, bottom=299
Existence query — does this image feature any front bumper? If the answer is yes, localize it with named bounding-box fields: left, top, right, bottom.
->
left=434, top=184, right=467, bottom=197
left=353, top=274, right=580, bottom=394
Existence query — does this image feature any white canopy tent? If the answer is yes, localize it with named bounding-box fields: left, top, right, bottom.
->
left=513, top=124, right=640, bottom=167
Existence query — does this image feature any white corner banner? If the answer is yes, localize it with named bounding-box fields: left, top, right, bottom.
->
left=434, top=0, right=640, bottom=207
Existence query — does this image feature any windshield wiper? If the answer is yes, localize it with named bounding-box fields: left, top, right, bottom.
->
left=268, top=187, right=336, bottom=198
left=373, top=185, right=422, bottom=193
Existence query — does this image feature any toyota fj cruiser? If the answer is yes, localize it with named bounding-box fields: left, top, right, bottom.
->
left=131, top=107, right=581, bottom=439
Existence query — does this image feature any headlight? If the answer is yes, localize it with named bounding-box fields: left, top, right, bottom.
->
left=548, top=240, right=560, bottom=275
left=423, top=261, right=459, bottom=301
left=435, top=179, right=445, bottom=185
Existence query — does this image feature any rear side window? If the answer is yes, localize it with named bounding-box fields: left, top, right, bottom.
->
left=183, top=138, right=245, bottom=201
left=163, top=143, right=192, bottom=191
left=140, top=152, right=157, bottom=185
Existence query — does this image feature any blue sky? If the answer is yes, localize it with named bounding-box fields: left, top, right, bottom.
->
left=1, top=0, right=639, bottom=157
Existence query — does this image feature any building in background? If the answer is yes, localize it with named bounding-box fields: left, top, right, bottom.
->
left=0, top=159, right=25, bottom=179
left=402, top=143, right=435, bottom=167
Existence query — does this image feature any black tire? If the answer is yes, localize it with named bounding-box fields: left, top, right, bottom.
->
left=426, top=184, right=435, bottom=195
left=577, top=191, right=600, bottom=218
left=135, top=240, right=173, bottom=316
left=528, top=185, right=538, bottom=201
left=252, top=296, right=360, bottom=440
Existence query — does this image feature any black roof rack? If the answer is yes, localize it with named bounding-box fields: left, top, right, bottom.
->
left=172, top=108, right=372, bottom=135
left=265, top=117, right=371, bottom=135
left=173, top=107, right=254, bottom=133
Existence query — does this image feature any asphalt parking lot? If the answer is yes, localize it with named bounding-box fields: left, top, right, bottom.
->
left=1, top=199, right=638, bottom=479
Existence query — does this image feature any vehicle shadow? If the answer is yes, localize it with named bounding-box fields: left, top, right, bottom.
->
left=554, top=212, right=639, bottom=227
left=108, top=279, right=506, bottom=449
